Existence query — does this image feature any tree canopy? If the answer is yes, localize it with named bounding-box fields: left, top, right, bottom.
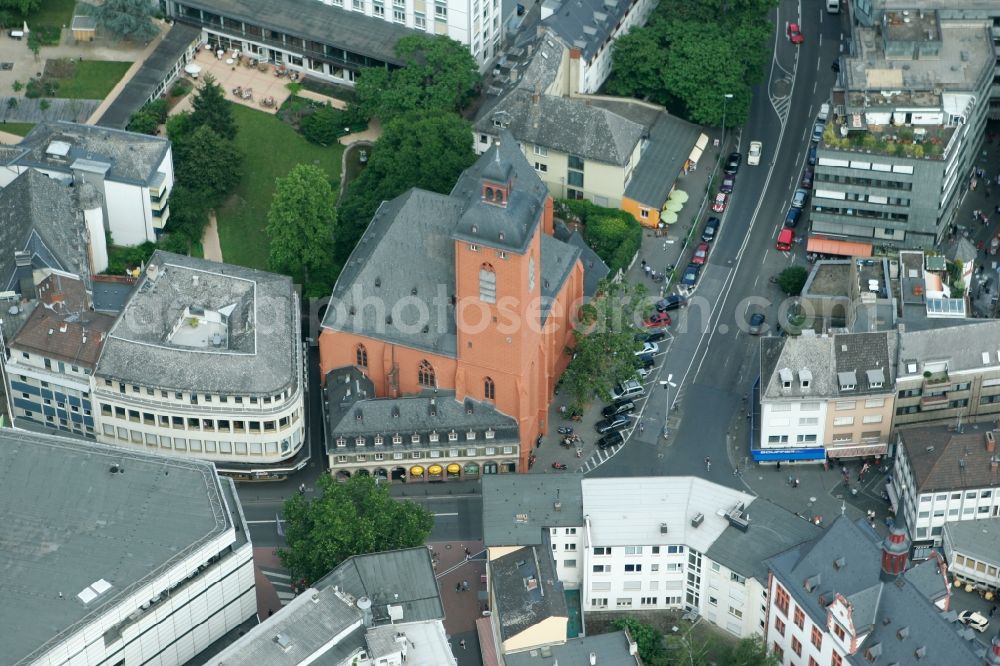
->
left=189, top=75, right=237, bottom=140
left=354, top=34, right=479, bottom=121
left=560, top=279, right=648, bottom=412
left=606, top=0, right=776, bottom=126
left=170, top=123, right=243, bottom=202
left=91, top=0, right=159, bottom=42
left=266, top=163, right=339, bottom=296
left=337, top=110, right=476, bottom=262
left=0, top=0, right=40, bottom=18
left=610, top=619, right=778, bottom=666
left=557, top=199, right=642, bottom=276
left=279, top=474, right=434, bottom=585
left=777, top=265, right=809, bottom=296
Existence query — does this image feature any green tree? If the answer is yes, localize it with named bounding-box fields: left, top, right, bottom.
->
left=189, top=75, right=236, bottom=140
left=0, top=0, right=40, bottom=17
left=90, top=0, right=159, bottom=42
left=354, top=34, right=479, bottom=121
left=719, top=636, right=781, bottom=666
left=337, top=110, right=476, bottom=261
left=560, top=280, right=648, bottom=412
left=278, top=474, right=434, bottom=585
left=611, top=618, right=669, bottom=666
left=605, top=26, right=670, bottom=102
left=164, top=184, right=211, bottom=246
left=171, top=124, right=243, bottom=202
left=127, top=99, right=168, bottom=135
left=299, top=104, right=346, bottom=146
left=776, top=265, right=809, bottom=296
left=266, top=163, right=338, bottom=292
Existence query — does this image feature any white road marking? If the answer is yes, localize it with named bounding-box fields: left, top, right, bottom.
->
left=261, top=569, right=291, bottom=579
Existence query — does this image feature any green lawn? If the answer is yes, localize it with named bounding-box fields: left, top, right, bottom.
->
left=27, top=0, right=76, bottom=27
left=1, top=122, right=35, bottom=137
left=216, top=104, right=343, bottom=269
left=55, top=61, right=132, bottom=99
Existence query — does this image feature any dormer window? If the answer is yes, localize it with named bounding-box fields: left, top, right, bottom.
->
left=866, top=368, right=885, bottom=389
left=838, top=371, right=857, bottom=392
left=355, top=436, right=365, bottom=447
left=485, top=428, right=495, bottom=439
left=392, top=433, right=403, bottom=445
left=448, top=430, right=458, bottom=442
left=429, top=431, right=440, bottom=443
left=466, top=430, right=476, bottom=440
left=481, top=182, right=508, bottom=207
left=799, top=368, right=812, bottom=391
left=779, top=368, right=793, bottom=391
left=411, top=433, right=420, bottom=444
left=336, top=437, right=347, bottom=448
left=374, top=434, right=384, bottom=446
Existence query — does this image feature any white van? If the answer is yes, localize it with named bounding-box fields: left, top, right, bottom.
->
left=826, top=0, right=840, bottom=13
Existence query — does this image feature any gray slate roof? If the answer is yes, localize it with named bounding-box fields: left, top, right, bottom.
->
left=475, top=88, right=644, bottom=166
left=623, top=112, right=703, bottom=208
left=761, top=331, right=894, bottom=400
left=483, top=475, right=584, bottom=546
left=765, top=515, right=981, bottom=666
left=96, top=251, right=300, bottom=395
left=540, top=233, right=580, bottom=323
left=324, top=135, right=582, bottom=352
left=944, top=518, right=1000, bottom=567
left=541, top=0, right=629, bottom=61
left=562, top=229, right=610, bottom=298
left=315, top=547, right=444, bottom=623
left=504, top=631, right=639, bottom=666
left=325, top=365, right=520, bottom=453
left=897, top=425, right=1000, bottom=493
left=491, top=544, right=568, bottom=641
left=451, top=134, right=551, bottom=254
left=705, top=498, right=821, bottom=583
left=897, top=319, right=1000, bottom=376
left=10, top=121, right=170, bottom=185
left=175, top=0, right=413, bottom=65
left=97, top=22, right=201, bottom=129
left=0, top=169, right=92, bottom=293
left=0, top=429, right=231, bottom=666
left=761, top=335, right=836, bottom=399
left=832, top=331, right=895, bottom=396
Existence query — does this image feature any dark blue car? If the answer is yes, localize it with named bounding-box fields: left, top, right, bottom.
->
left=680, top=262, right=701, bottom=287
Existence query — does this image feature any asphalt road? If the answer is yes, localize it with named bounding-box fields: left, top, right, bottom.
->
left=591, top=1, right=848, bottom=483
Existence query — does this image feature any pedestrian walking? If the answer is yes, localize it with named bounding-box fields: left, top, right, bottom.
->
left=456, top=582, right=461, bottom=593
left=990, top=605, right=997, bottom=617
left=462, top=580, right=469, bottom=591
left=776, top=461, right=781, bottom=471
left=641, top=259, right=647, bottom=269
left=465, top=547, right=472, bottom=556
left=460, top=639, right=467, bottom=650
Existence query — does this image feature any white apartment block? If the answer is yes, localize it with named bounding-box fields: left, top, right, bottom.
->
left=0, top=122, right=174, bottom=246
left=890, top=425, right=1000, bottom=547
left=1, top=430, right=256, bottom=666
left=483, top=476, right=821, bottom=641
left=92, top=251, right=308, bottom=480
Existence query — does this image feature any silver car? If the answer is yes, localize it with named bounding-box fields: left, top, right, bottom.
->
left=791, top=189, right=809, bottom=209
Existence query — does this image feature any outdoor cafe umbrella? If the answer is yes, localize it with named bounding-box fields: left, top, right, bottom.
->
left=660, top=210, right=679, bottom=225
left=664, top=199, right=684, bottom=213
left=668, top=189, right=689, bottom=204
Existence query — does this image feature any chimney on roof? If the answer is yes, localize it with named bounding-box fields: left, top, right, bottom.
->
left=532, top=84, right=540, bottom=105
left=987, top=431, right=996, bottom=453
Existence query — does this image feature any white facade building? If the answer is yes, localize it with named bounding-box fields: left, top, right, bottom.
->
left=0, top=429, right=256, bottom=666
left=92, top=251, right=308, bottom=480
left=0, top=122, right=173, bottom=246
left=890, top=425, right=1000, bottom=546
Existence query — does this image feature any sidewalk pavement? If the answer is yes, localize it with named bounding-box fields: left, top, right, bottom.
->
left=431, top=540, right=486, bottom=666
left=529, top=131, right=727, bottom=474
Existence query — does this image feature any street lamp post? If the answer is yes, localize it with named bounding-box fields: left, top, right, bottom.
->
left=660, top=373, right=677, bottom=439
left=721, top=92, right=734, bottom=150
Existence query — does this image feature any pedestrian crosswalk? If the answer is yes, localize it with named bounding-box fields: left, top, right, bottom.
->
left=261, top=568, right=296, bottom=605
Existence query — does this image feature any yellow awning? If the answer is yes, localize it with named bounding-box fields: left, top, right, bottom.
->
left=428, top=464, right=443, bottom=475
left=447, top=463, right=461, bottom=473
left=409, top=466, right=424, bottom=476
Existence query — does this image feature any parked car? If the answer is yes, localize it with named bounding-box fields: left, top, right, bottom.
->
left=791, top=188, right=809, bottom=208
left=711, top=192, right=728, bottom=213
left=959, top=611, right=990, bottom=633
left=747, top=141, right=762, bottom=166
left=811, top=122, right=825, bottom=143
left=787, top=22, right=804, bottom=44
left=655, top=296, right=686, bottom=313
left=602, top=400, right=636, bottom=418
left=635, top=353, right=655, bottom=368
left=784, top=207, right=802, bottom=228
left=692, top=242, right=710, bottom=265
left=595, top=413, right=631, bottom=434
left=635, top=341, right=660, bottom=356
left=702, top=217, right=721, bottom=242
left=748, top=312, right=766, bottom=335
left=807, top=144, right=817, bottom=166
left=638, top=328, right=669, bottom=341
left=720, top=174, right=736, bottom=194
left=637, top=366, right=652, bottom=379
left=724, top=152, right=742, bottom=174
left=597, top=431, right=626, bottom=449
left=644, top=312, right=671, bottom=328
left=611, top=379, right=644, bottom=401
left=800, top=168, right=814, bottom=189
left=680, top=262, right=701, bottom=287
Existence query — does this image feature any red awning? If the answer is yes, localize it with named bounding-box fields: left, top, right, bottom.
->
left=826, top=442, right=888, bottom=458
left=806, top=236, right=873, bottom=257
left=476, top=617, right=501, bottom=666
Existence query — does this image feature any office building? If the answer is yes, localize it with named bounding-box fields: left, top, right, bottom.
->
left=92, top=251, right=307, bottom=480
left=811, top=11, right=994, bottom=249
left=0, top=122, right=174, bottom=246
left=0, top=429, right=255, bottom=666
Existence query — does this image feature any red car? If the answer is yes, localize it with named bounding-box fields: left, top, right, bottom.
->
left=787, top=23, right=804, bottom=44
left=643, top=312, right=671, bottom=328
left=692, top=242, right=710, bottom=265
left=711, top=192, right=728, bottom=213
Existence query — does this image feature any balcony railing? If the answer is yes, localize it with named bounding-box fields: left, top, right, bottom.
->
left=922, top=371, right=949, bottom=388
left=920, top=394, right=949, bottom=410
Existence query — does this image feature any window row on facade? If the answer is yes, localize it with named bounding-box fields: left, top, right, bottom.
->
left=332, top=445, right=514, bottom=463
left=98, top=380, right=293, bottom=409
left=99, top=403, right=300, bottom=433
left=334, top=429, right=505, bottom=447
left=101, top=423, right=298, bottom=456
